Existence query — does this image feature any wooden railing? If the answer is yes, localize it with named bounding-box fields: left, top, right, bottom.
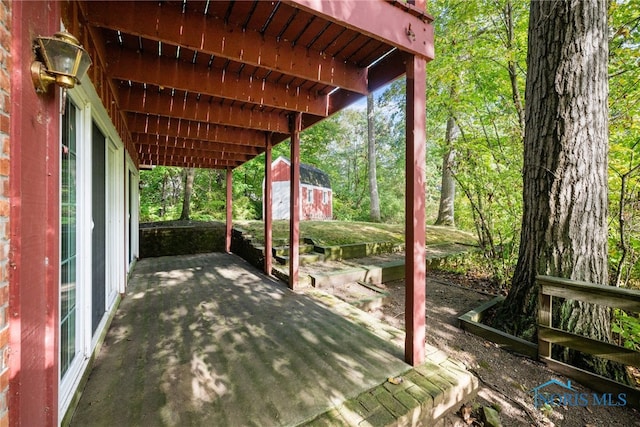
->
left=537, top=275, right=640, bottom=408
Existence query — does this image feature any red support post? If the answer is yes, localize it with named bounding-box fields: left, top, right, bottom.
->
left=264, top=134, right=273, bottom=276
left=10, top=2, right=62, bottom=424
left=404, top=54, right=427, bottom=366
left=225, top=168, right=233, bottom=252
left=289, top=113, right=302, bottom=289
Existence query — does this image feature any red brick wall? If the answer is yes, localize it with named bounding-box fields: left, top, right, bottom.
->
left=0, top=1, right=10, bottom=426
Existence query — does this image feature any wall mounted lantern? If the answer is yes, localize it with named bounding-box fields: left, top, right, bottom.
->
left=31, top=32, right=92, bottom=93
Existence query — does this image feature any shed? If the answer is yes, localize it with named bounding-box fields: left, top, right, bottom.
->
left=267, top=157, right=332, bottom=220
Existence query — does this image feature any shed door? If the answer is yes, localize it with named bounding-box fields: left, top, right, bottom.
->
left=92, top=123, right=106, bottom=333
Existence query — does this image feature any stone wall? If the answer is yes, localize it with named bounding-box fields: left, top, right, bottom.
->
left=230, top=228, right=265, bottom=269
left=139, top=222, right=226, bottom=258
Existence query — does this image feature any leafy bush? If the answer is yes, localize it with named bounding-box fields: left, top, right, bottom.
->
left=233, top=196, right=259, bottom=220
left=612, top=309, right=640, bottom=351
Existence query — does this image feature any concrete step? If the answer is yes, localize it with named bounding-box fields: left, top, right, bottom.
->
left=275, top=251, right=326, bottom=266
left=309, top=260, right=405, bottom=288
left=273, top=244, right=316, bottom=257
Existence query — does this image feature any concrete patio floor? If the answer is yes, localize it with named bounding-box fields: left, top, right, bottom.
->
left=69, top=253, right=476, bottom=426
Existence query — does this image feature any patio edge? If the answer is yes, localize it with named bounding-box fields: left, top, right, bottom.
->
left=302, top=356, right=478, bottom=426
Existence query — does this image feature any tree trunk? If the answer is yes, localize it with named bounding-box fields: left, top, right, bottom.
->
left=435, top=116, right=457, bottom=226
left=179, top=167, right=195, bottom=220
left=367, top=93, right=381, bottom=222
left=503, top=0, right=525, bottom=139
left=160, top=172, right=168, bottom=217
left=500, top=0, right=621, bottom=379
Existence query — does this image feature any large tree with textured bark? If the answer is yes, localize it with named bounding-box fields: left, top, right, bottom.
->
left=500, top=0, right=619, bottom=376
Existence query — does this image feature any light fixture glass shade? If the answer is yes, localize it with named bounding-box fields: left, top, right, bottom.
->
left=40, top=37, right=80, bottom=76
left=33, top=32, right=92, bottom=91
left=74, top=49, right=92, bottom=82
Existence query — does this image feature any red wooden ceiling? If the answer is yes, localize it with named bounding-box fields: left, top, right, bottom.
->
left=72, top=0, right=434, bottom=169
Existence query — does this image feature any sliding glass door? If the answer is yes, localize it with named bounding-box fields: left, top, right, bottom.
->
left=60, top=98, right=78, bottom=378
left=91, top=123, right=106, bottom=333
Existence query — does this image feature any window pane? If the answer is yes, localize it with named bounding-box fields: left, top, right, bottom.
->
left=60, top=97, right=78, bottom=378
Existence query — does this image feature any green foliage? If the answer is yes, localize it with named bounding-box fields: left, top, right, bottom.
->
left=612, top=309, right=640, bottom=351
left=139, top=166, right=262, bottom=222
left=607, top=0, right=640, bottom=288
left=419, top=0, right=528, bottom=286
left=233, top=196, right=259, bottom=221
left=139, top=166, right=184, bottom=221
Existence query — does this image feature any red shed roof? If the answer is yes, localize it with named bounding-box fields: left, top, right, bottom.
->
left=273, top=156, right=331, bottom=188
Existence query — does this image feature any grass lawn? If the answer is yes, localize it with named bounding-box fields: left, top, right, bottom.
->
left=234, top=220, right=477, bottom=247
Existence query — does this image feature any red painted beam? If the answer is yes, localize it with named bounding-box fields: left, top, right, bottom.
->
left=404, top=53, right=427, bottom=366
left=136, top=144, right=253, bottom=162
left=119, top=87, right=290, bottom=133
left=137, top=153, right=242, bottom=169
left=10, top=2, right=61, bottom=425
left=287, top=0, right=434, bottom=60
left=226, top=169, right=233, bottom=252
left=328, top=49, right=409, bottom=112
left=133, top=134, right=262, bottom=155
left=136, top=154, right=251, bottom=168
left=137, top=154, right=248, bottom=168
left=83, top=1, right=368, bottom=95
left=289, top=113, right=302, bottom=290
left=128, top=114, right=280, bottom=148
left=264, top=135, right=273, bottom=276
left=106, top=46, right=329, bottom=117
left=299, top=49, right=411, bottom=139
left=137, top=151, right=241, bottom=165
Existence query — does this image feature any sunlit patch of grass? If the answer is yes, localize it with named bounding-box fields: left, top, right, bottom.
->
left=234, top=220, right=477, bottom=247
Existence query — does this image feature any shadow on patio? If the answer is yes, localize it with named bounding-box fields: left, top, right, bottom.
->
left=69, top=253, right=476, bottom=426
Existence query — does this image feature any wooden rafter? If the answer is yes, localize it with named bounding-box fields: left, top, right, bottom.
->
left=119, top=88, right=290, bottom=133
left=287, top=0, right=434, bottom=59
left=83, top=0, right=369, bottom=95
left=137, top=154, right=242, bottom=169
left=75, top=0, right=434, bottom=173
left=298, top=49, right=408, bottom=135
left=137, top=144, right=253, bottom=162
left=106, top=46, right=329, bottom=117
left=133, top=135, right=262, bottom=156
left=127, top=114, right=277, bottom=148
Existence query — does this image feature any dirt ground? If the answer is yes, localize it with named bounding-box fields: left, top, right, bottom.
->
left=309, top=265, right=640, bottom=427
